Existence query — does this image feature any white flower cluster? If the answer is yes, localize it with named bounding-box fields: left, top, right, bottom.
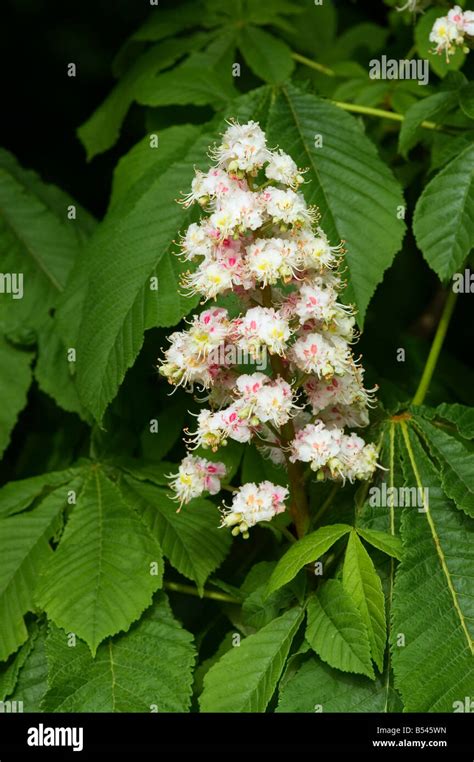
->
left=429, top=6, right=474, bottom=60
left=160, top=121, right=379, bottom=534
left=178, top=122, right=340, bottom=302
left=168, top=454, right=226, bottom=509
left=221, top=481, right=289, bottom=538
left=188, top=372, right=297, bottom=449
left=290, top=423, right=378, bottom=483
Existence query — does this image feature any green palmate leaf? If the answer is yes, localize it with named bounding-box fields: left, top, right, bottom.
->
left=200, top=607, right=303, bottom=712
left=8, top=625, right=48, bottom=712
left=0, top=487, right=68, bottom=661
left=241, top=560, right=276, bottom=595
left=74, top=127, right=204, bottom=421
left=122, top=478, right=230, bottom=595
left=112, top=458, right=173, bottom=486
left=430, top=131, right=474, bottom=172
left=75, top=87, right=271, bottom=423
left=435, top=404, right=474, bottom=439
left=278, top=639, right=311, bottom=693
left=77, top=35, right=212, bottom=160
left=200, top=29, right=239, bottom=70
left=53, top=251, right=93, bottom=357
left=0, top=148, right=96, bottom=247
left=306, top=580, right=374, bottom=678
left=357, top=424, right=405, bottom=707
left=267, top=524, right=351, bottom=596
left=282, top=1, right=335, bottom=57
left=238, top=26, right=294, bottom=83
left=276, top=656, right=391, bottom=713
left=134, top=52, right=237, bottom=107
left=413, top=415, right=474, bottom=518
left=243, top=0, right=302, bottom=26
left=241, top=562, right=293, bottom=631
left=132, top=1, right=208, bottom=42
left=459, top=83, right=474, bottom=119
left=109, top=124, right=201, bottom=210
left=194, top=631, right=235, bottom=698
left=332, top=79, right=389, bottom=110
left=331, top=22, right=388, bottom=60
left=413, top=145, right=474, bottom=280
left=415, top=8, right=466, bottom=79
left=34, top=316, right=87, bottom=420
left=0, top=337, right=33, bottom=457
left=35, top=468, right=164, bottom=655
left=242, top=585, right=292, bottom=632
left=392, top=424, right=474, bottom=711
left=42, top=593, right=195, bottom=712
left=398, top=91, right=459, bottom=158
left=356, top=528, right=403, bottom=560
left=266, top=84, right=406, bottom=323
left=0, top=467, right=82, bottom=519
left=342, top=530, right=386, bottom=673
left=419, top=403, right=474, bottom=440
left=140, top=403, right=187, bottom=463
left=0, top=150, right=82, bottom=335
left=0, top=633, right=34, bottom=700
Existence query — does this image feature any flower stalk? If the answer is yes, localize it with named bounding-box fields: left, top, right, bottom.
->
left=412, top=288, right=458, bottom=406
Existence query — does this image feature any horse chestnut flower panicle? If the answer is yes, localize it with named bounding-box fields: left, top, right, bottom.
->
left=158, top=119, right=379, bottom=535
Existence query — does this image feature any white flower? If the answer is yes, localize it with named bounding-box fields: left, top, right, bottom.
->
left=219, top=402, right=256, bottom=443
left=429, top=15, right=462, bottom=59
left=210, top=189, right=264, bottom=237
left=265, top=149, right=304, bottom=189
left=220, top=481, right=289, bottom=537
left=190, top=402, right=258, bottom=449
left=289, top=421, right=342, bottom=470
left=189, top=409, right=225, bottom=449
left=253, top=377, right=296, bottom=427
left=262, top=187, right=313, bottom=226
left=159, top=332, right=216, bottom=389
left=291, top=227, right=342, bottom=271
left=329, top=434, right=378, bottom=482
left=445, top=6, right=474, bottom=36
left=246, top=237, right=300, bottom=286
left=182, top=168, right=245, bottom=207
left=304, top=367, right=375, bottom=415
left=290, top=330, right=351, bottom=378
left=232, top=373, right=296, bottom=428
left=319, top=404, right=370, bottom=429
left=347, top=442, right=379, bottom=481
left=463, top=10, right=474, bottom=36
left=448, top=5, right=466, bottom=30
left=212, top=120, right=271, bottom=173
left=289, top=423, right=378, bottom=482
left=235, top=306, right=291, bottom=357
left=183, top=259, right=234, bottom=299
left=187, top=307, right=230, bottom=357
left=169, top=455, right=226, bottom=508
left=328, top=306, right=356, bottom=342
left=291, top=279, right=338, bottom=325
left=181, top=222, right=214, bottom=261
left=235, top=372, right=269, bottom=397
